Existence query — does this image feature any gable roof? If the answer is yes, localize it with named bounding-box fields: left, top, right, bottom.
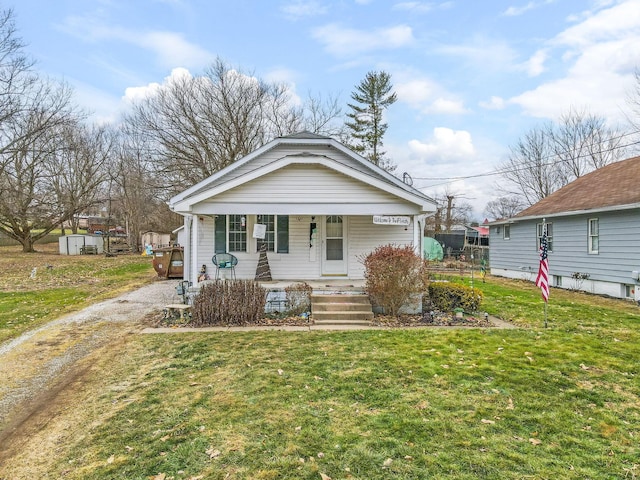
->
left=511, top=156, right=640, bottom=220
left=169, top=132, right=436, bottom=212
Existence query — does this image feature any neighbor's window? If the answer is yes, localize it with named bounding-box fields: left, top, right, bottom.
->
left=588, top=218, right=599, bottom=254
left=537, top=222, right=553, bottom=252
left=256, top=215, right=289, bottom=253
left=503, top=224, right=510, bottom=240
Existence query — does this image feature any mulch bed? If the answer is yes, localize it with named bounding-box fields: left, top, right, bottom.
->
left=371, top=312, right=494, bottom=328
left=149, top=310, right=495, bottom=328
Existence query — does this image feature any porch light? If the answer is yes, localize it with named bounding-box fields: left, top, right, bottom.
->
left=241, top=216, right=246, bottom=227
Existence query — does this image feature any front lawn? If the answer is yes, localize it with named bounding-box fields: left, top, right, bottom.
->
left=2, top=275, right=638, bottom=479
left=0, top=244, right=156, bottom=343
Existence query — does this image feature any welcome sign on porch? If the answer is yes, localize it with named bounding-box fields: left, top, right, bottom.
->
left=373, top=215, right=410, bottom=226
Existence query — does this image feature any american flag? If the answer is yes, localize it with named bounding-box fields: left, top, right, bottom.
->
left=535, top=224, right=549, bottom=302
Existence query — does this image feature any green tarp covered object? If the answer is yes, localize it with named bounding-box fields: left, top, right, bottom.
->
left=423, top=237, right=444, bottom=261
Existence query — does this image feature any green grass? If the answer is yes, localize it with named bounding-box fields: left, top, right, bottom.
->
left=2, top=268, right=639, bottom=479
left=55, top=327, right=639, bottom=479
left=19, top=275, right=639, bottom=480
left=0, top=245, right=155, bottom=343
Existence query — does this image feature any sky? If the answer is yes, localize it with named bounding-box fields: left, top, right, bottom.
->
left=9, top=0, right=640, bottom=220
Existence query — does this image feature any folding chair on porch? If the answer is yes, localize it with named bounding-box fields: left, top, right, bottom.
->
left=212, top=253, right=238, bottom=280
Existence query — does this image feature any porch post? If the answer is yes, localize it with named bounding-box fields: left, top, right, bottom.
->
left=413, top=214, right=424, bottom=258
left=183, top=215, right=193, bottom=283
left=191, top=215, right=200, bottom=285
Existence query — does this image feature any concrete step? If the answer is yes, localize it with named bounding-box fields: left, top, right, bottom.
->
left=314, top=318, right=373, bottom=326
left=311, top=293, right=374, bottom=325
left=312, top=302, right=373, bottom=312
left=312, top=311, right=374, bottom=322
left=311, top=294, right=370, bottom=304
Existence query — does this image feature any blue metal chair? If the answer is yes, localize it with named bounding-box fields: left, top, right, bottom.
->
left=212, top=253, right=238, bottom=279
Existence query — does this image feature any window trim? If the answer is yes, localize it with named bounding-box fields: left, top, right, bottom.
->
left=588, top=218, right=599, bottom=254
left=536, top=222, right=553, bottom=252
left=228, top=214, right=247, bottom=253
left=503, top=224, right=510, bottom=240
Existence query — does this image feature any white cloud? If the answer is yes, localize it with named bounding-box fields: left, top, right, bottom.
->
left=502, top=0, right=555, bottom=17
left=555, top=0, right=640, bottom=48
left=281, top=1, right=328, bottom=20
left=123, top=67, right=192, bottom=102
left=479, top=96, right=506, bottom=110
left=59, top=15, right=212, bottom=69
left=408, top=127, right=475, bottom=164
left=312, top=23, right=414, bottom=57
left=395, top=75, right=468, bottom=114
left=436, top=36, right=519, bottom=72
left=523, top=49, right=547, bottom=76
left=510, top=1, right=640, bottom=123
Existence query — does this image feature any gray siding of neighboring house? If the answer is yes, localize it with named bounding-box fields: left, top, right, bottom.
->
left=490, top=208, right=640, bottom=285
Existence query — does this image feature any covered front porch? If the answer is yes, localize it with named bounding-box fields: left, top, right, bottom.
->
left=183, top=213, right=427, bottom=286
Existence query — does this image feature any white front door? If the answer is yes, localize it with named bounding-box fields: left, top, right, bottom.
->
left=322, top=215, right=347, bottom=275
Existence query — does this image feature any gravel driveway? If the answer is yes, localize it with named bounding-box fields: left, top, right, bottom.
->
left=0, top=280, right=180, bottom=444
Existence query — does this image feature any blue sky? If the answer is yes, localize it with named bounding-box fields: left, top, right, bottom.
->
left=10, top=0, right=640, bottom=219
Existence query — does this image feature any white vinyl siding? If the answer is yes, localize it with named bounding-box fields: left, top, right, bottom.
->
left=209, top=164, right=409, bottom=209
left=195, top=145, right=391, bottom=195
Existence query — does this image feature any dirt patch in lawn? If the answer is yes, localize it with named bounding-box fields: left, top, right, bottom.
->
left=0, top=280, right=180, bottom=472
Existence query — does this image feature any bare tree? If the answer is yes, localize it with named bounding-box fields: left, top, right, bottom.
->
left=551, top=107, right=626, bottom=184
left=498, top=109, right=629, bottom=206
left=111, top=128, right=182, bottom=252
left=0, top=9, right=35, bottom=138
left=303, top=91, right=345, bottom=138
left=425, top=191, right=474, bottom=233
left=125, top=58, right=344, bottom=194
left=0, top=78, right=84, bottom=252
left=50, top=123, right=113, bottom=234
left=484, top=196, right=525, bottom=220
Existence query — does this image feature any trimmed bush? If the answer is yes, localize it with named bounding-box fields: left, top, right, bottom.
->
left=191, top=280, right=266, bottom=326
left=285, top=281, right=312, bottom=315
left=361, top=244, right=429, bottom=317
left=428, top=282, right=483, bottom=312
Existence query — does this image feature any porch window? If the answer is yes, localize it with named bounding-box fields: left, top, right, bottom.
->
left=588, top=218, right=599, bottom=254
left=256, top=215, right=289, bottom=253
left=229, top=215, right=247, bottom=252
left=537, top=222, right=553, bottom=252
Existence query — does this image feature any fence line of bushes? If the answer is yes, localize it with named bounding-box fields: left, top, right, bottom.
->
left=0, top=233, right=61, bottom=247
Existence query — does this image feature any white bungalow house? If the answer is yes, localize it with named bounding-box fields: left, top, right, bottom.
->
left=169, top=132, right=437, bottom=286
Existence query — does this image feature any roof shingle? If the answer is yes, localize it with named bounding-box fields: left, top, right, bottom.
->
left=515, top=156, right=640, bottom=217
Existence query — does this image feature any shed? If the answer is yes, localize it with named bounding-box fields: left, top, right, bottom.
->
left=58, top=234, right=104, bottom=255
left=141, top=231, right=171, bottom=249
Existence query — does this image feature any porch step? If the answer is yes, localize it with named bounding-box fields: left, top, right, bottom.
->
left=311, top=294, right=374, bottom=325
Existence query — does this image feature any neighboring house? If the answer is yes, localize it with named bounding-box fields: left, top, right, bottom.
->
left=169, top=132, right=437, bottom=285
left=489, top=156, right=640, bottom=302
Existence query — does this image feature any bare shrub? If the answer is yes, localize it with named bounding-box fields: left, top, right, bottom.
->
left=191, top=280, right=266, bottom=326
left=361, top=244, right=429, bottom=317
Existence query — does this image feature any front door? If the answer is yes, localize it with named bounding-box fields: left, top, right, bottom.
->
left=322, top=215, right=347, bottom=275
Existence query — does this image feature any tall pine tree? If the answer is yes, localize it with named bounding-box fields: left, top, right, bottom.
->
left=345, top=70, right=397, bottom=172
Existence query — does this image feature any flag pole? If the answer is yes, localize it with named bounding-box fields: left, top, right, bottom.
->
left=535, top=217, right=549, bottom=328
left=544, top=217, right=548, bottom=328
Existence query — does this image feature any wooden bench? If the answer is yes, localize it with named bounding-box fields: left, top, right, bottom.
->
left=163, top=304, right=192, bottom=322
left=80, top=245, right=98, bottom=255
